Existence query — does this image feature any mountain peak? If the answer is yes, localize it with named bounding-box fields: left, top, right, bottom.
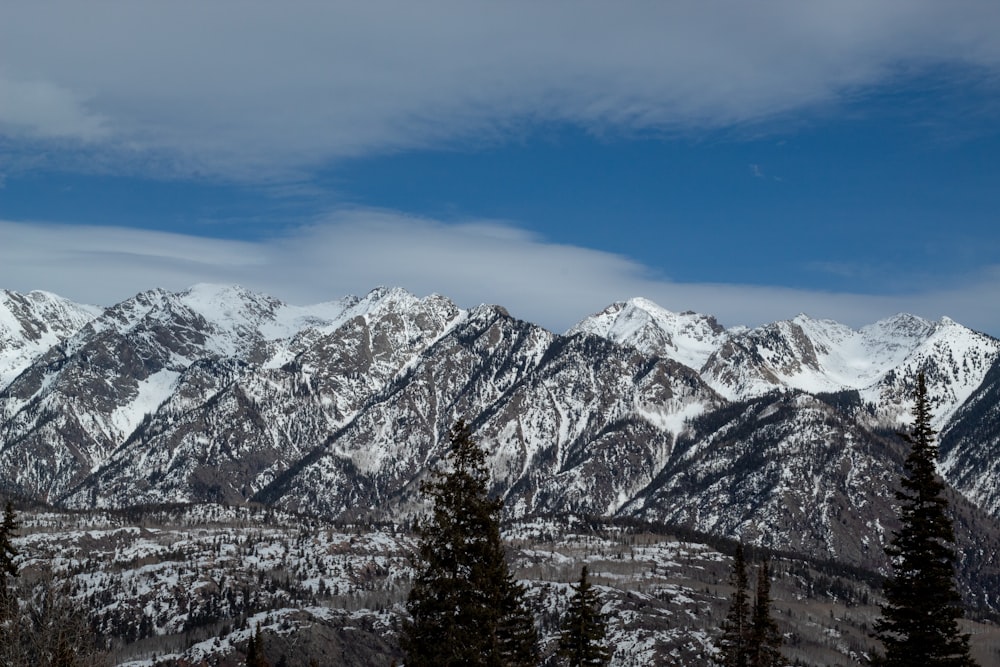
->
left=865, top=312, right=937, bottom=339
left=568, top=298, right=727, bottom=371
left=0, top=289, right=102, bottom=386
left=567, top=297, right=1000, bottom=416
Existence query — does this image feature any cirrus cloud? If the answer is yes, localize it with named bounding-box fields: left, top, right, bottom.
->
left=2, top=214, right=998, bottom=337
left=2, top=1, right=1000, bottom=179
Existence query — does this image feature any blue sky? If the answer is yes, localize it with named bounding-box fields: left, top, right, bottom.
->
left=2, top=2, right=1000, bottom=335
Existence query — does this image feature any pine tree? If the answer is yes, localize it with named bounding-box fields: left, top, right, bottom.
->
left=246, top=623, right=269, bottom=667
left=402, top=419, right=539, bottom=667
left=499, top=569, right=542, bottom=666
left=0, top=501, right=19, bottom=651
left=557, top=565, right=612, bottom=667
left=874, top=372, right=977, bottom=666
left=748, top=558, right=784, bottom=667
left=0, top=501, right=18, bottom=602
left=718, top=542, right=751, bottom=667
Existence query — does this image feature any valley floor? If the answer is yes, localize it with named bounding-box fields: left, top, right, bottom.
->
left=10, top=504, right=1000, bottom=666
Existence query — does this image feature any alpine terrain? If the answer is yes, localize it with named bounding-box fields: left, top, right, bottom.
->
left=2, top=285, right=999, bottom=665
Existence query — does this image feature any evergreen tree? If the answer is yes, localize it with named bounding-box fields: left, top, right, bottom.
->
left=402, top=419, right=539, bottom=667
left=0, top=501, right=18, bottom=604
left=0, top=501, right=19, bottom=651
left=498, top=569, right=542, bottom=666
left=557, top=565, right=612, bottom=667
left=748, top=558, right=784, bottom=667
left=246, top=624, right=270, bottom=667
left=874, top=372, right=977, bottom=666
left=2, top=566, right=109, bottom=666
left=718, top=542, right=751, bottom=667
left=246, top=624, right=269, bottom=667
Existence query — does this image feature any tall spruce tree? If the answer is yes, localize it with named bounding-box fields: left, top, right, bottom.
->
left=719, top=542, right=751, bottom=667
left=0, top=501, right=18, bottom=609
left=0, top=503, right=17, bottom=572
left=402, top=419, right=539, bottom=667
left=557, top=565, right=612, bottom=667
left=748, top=558, right=785, bottom=667
left=874, top=372, right=977, bottom=666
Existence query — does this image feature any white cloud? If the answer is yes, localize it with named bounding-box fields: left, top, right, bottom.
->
left=0, top=76, right=108, bottom=141
left=3, top=215, right=998, bottom=337
left=2, top=1, right=999, bottom=179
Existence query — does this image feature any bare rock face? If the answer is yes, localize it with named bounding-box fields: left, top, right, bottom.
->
left=1, top=284, right=1000, bottom=614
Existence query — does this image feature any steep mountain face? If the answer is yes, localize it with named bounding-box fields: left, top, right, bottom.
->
left=0, top=289, right=101, bottom=387
left=940, top=357, right=1000, bottom=519
left=622, top=391, right=900, bottom=566
left=57, top=286, right=464, bottom=508
left=566, top=297, right=730, bottom=370
left=2, top=285, right=1000, bottom=613
left=1, top=286, right=314, bottom=501
left=261, top=307, right=723, bottom=521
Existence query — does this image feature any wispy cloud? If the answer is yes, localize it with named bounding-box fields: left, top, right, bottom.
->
left=2, top=2, right=1000, bottom=180
left=3, top=215, right=998, bottom=336
left=0, top=76, right=109, bottom=141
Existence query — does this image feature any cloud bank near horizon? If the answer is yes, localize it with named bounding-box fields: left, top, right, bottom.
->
left=3, top=1, right=1000, bottom=180
left=3, top=216, right=998, bottom=337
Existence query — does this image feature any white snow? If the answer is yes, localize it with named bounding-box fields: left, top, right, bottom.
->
left=568, top=298, right=727, bottom=370
left=574, top=299, right=999, bottom=427
left=109, top=369, right=182, bottom=446
left=0, top=290, right=101, bottom=386
left=635, top=399, right=706, bottom=436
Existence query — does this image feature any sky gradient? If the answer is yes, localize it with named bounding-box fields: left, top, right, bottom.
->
left=2, top=2, right=999, bottom=335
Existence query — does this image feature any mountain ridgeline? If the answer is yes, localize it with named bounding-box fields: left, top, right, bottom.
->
left=2, top=285, right=999, bottom=614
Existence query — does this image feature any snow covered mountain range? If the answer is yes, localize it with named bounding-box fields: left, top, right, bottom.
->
left=2, top=285, right=999, bottom=608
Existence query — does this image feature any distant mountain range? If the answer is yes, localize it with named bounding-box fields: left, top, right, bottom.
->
left=2, top=285, right=999, bottom=612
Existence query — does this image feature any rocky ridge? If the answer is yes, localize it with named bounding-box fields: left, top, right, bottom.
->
left=1, top=284, right=999, bottom=614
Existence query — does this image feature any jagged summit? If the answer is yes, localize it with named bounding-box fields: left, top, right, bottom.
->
left=570, top=299, right=999, bottom=424
left=568, top=297, right=728, bottom=370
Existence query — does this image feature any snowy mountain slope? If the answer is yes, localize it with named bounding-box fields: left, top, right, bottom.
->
left=859, top=316, right=1000, bottom=429
left=1, top=284, right=999, bottom=603
left=262, top=306, right=724, bottom=522
left=574, top=303, right=1000, bottom=430
left=623, top=392, right=902, bottom=566
left=567, top=298, right=730, bottom=370
left=940, top=357, right=1000, bottom=519
left=698, top=313, right=1000, bottom=418
left=0, top=289, right=101, bottom=387
left=58, top=289, right=465, bottom=509
left=620, top=389, right=1000, bottom=601
left=3, top=286, right=463, bottom=504
left=475, top=333, right=721, bottom=518
left=256, top=304, right=559, bottom=516
left=701, top=314, right=928, bottom=398
left=1, top=287, right=291, bottom=501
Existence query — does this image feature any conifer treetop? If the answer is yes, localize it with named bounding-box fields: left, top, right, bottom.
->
left=558, top=565, right=612, bottom=667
